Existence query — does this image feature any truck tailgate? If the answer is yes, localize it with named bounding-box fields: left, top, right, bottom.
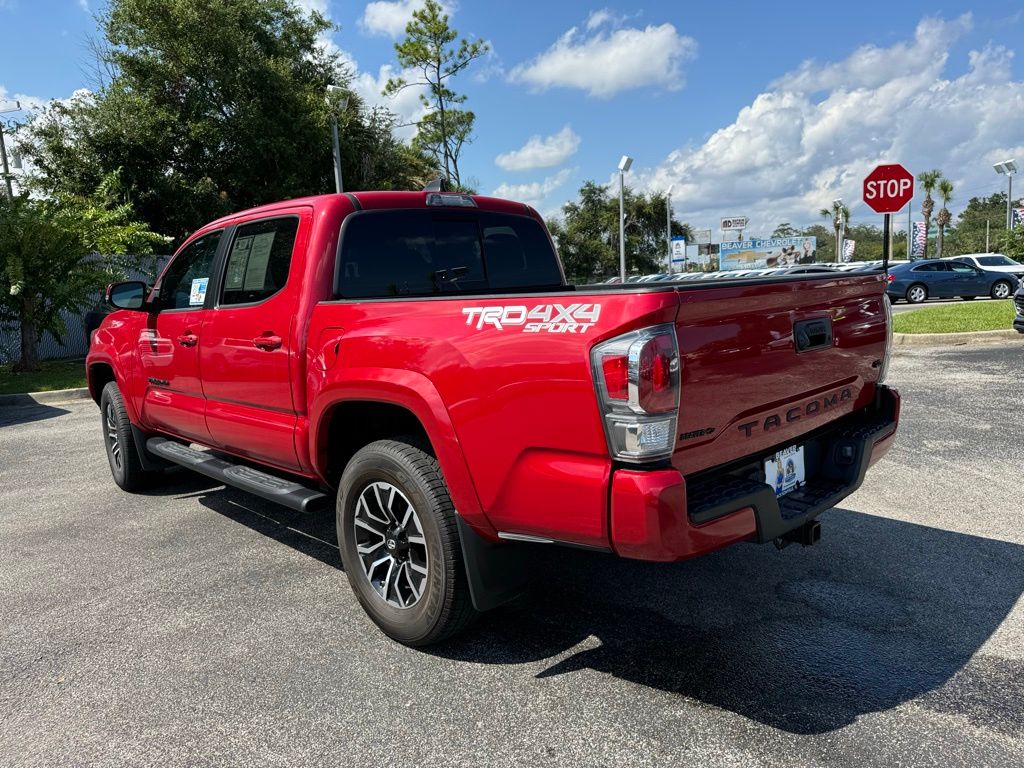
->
left=670, top=274, right=888, bottom=476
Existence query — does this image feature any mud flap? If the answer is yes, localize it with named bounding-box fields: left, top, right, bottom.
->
left=456, top=517, right=533, bottom=611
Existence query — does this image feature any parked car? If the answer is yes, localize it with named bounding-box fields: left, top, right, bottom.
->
left=943, top=253, right=1024, bottom=281
left=886, top=260, right=1019, bottom=303
left=88, top=189, right=898, bottom=646
left=1014, top=282, right=1024, bottom=333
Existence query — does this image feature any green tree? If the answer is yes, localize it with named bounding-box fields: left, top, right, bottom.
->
left=945, top=193, right=1018, bottom=255
left=547, top=181, right=692, bottom=282
left=819, top=201, right=850, bottom=260
left=917, top=169, right=942, bottom=258
left=20, top=0, right=435, bottom=244
left=934, top=178, right=954, bottom=259
left=771, top=222, right=800, bottom=238
left=384, top=0, right=488, bottom=188
left=0, top=175, right=164, bottom=371
left=996, top=226, right=1024, bottom=262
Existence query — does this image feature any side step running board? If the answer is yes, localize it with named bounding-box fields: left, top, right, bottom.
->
left=147, top=437, right=329, bottom=514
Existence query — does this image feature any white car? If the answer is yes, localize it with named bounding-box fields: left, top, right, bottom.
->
left=943, top=253, right=1024, bottom=280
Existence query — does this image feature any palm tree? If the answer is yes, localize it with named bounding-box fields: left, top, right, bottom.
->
left=918, top=169, right=942, bottom=258
left=935, top=178, right=953, bottom=259
left=819, top=200, right=850, bottom=261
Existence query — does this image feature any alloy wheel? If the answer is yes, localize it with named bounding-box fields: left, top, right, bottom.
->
left=993, top=282, right=1011, bottom=299
left=105, top=402, right=122, bottom=471
left=353, top=481, right=428, bottom=609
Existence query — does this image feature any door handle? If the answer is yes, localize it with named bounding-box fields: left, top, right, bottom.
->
left=176, top=333, right=198, bottom=347
left=253, top=334, right=283, bottom=351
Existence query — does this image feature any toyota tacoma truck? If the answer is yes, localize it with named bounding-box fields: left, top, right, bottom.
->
left=87, top=189, right=900, bottom=646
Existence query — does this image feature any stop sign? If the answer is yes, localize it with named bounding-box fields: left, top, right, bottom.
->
left=863, top=164, right=914, bottom=214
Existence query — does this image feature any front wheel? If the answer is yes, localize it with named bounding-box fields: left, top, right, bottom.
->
left=991, top=280, right=1012, bottom=300
left=906, top=283, right=928, bottom=304
left=99, top=381, right=152, bottom=492
left=337, top=438, right=478, bottom=646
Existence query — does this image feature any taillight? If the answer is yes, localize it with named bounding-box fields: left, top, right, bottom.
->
left=591, top=324, right=680, bottom=463
left=886, top=273, right=895, bottom=282
left=601, top=354, right=629, bottom=400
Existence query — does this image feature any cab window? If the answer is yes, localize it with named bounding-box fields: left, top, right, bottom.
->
left=153, top=231, right=222, bottom=310
left=220, top=217, right=299, bottom=306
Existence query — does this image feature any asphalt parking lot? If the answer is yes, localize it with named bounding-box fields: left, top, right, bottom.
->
left=2, top=340, right=1023, bottom=767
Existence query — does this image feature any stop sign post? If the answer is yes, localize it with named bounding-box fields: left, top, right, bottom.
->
left=863, top=163, right=914, bottom=271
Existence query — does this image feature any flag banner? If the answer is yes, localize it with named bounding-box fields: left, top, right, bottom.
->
left=912, top=222, right=927, bottom=257
left=842, top=240, right=856, bottom=262
left=1013, top=208, right=1024, bottom=228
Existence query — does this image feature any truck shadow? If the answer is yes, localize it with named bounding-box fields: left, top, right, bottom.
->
left=0, top=401, right=71, bottom=427
left=434, top=509, right=1024, bottom=735
left=182, top=488, right=1024, bottom=736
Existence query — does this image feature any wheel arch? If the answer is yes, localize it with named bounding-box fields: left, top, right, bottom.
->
left=309, top=374, right=492, bottom=537
left=88, top=361, right=117, bottom=405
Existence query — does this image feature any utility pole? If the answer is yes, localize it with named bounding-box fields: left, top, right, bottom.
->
left=665, top=184, right=673, bottom=273
left=0, top=124, right=13, bottom=198
left=0, top=100, right=20, bottom=199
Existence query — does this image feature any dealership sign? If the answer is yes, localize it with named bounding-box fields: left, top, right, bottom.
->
left=719, top=237, right=817, bottom=271
left=720, top=217, right=749, bottom=230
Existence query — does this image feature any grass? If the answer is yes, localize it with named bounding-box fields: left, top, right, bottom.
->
left=893, top=299, right=1016, bottom=334
left=0, top=359, right=88, bottom=395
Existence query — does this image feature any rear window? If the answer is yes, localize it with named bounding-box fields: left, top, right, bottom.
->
left=336, top=210, right=562, bottom=299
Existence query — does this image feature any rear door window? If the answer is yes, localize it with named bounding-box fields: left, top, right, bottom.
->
left=220, top=216, right=299, bottom=306
left=336, top=210, right=561, bottom=298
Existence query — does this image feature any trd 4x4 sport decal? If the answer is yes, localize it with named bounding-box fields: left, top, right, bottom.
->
left=462, top=303, right=601, bottom=333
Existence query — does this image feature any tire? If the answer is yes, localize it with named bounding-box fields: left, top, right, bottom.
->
left=99, top=381, right=152, bottom=492
left=906, top=283, right=928, bottom=304
left=960, top=296, right=976, bottom=301
left=337, top=437, right=478, bottom=646
left=991, top=280, right=1012, bottom=300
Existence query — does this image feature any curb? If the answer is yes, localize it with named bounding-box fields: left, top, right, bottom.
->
left=893, top=329, right=1023, bottom=347
left=0, top=387, right=92, bottom=407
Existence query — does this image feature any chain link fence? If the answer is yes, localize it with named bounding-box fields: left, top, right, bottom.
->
left=0, top=255, right=169, bottom=366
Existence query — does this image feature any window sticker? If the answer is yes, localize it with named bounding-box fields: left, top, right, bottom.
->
left=189, top=277, right=209, bottom=306
left=225, top=235, right=253, bottom=290
left=242, top=232, right=276, bottom=291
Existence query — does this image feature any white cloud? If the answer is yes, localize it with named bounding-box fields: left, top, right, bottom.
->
left=623, top=15, right=1024, bottom=235
left=346, top=56, right=431, bottom=141
left=495, top=126, right=580, bottom=171
left=509, top=19, right=697, bottom=98
left=78, top=0, right=89, bottom=12
left=361, top=0, right=452, bottom=38
left=492, top=168, right=574, bottom=207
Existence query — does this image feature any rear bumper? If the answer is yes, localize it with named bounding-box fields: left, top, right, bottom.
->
left=610, top=386, right=901, bottom=562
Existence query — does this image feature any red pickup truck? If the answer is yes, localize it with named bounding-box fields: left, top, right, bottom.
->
left=87, top=189, right=899, bottom=646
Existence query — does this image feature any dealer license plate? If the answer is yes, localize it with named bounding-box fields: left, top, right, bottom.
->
left=764, top=445, right=805, bottom=497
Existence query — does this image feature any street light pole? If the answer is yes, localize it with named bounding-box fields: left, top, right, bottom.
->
left=994, top=160, right=1017, bottom=231
left=618, top=155, right=632, bottom=281
left=665, top=184, right=674, bottom=273
left=327, top=86, right=349, bottom=194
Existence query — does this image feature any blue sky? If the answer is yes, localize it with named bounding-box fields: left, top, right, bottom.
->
left=2, top=1, right=1023, bottom=234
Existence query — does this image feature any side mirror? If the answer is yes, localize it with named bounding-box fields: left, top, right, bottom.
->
left=106, top=281, right=148, bottom=310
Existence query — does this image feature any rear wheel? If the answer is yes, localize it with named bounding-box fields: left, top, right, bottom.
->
left=99, top=382, right=152, bottom=492
left=991, top=280, right=1012, bottom=300
left=337, top=438, right=478, bottom=646
left=906, top=284, right=927, bottom=304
